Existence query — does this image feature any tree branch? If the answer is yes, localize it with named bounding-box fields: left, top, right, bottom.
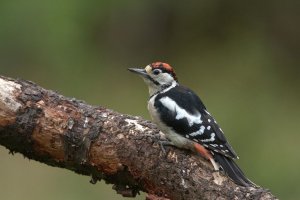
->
left=0, top=75, right=276, bottom=200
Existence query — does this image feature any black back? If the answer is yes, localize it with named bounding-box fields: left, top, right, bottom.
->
left=154, top=85, right=238, bottom=159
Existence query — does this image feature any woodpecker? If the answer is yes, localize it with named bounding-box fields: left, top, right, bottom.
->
left=128, top=62, right=256, bottom=187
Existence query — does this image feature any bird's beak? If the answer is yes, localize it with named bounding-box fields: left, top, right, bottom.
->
left=128, top=68, right=148, bottom=78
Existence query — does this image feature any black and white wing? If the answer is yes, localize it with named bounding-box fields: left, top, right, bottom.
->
left=154, top=85, right=238, bottom=159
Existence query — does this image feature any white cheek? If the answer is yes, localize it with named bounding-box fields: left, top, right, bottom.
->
left=157, top=73, right=173, bottom=84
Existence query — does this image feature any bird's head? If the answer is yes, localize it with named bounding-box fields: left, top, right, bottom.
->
left=128, top=62, right=178, bottom=96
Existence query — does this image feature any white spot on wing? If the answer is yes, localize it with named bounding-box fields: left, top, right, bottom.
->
left=189, top=131, right=200, bottom=137
left=200, top=125, right=205, bottom=133
left=189, top=125, right=205, bottom=137
left=207, top=126, right=211, bottom=130
left=159, top=96, right=202, bottom=126
left=201, top=133, right=216, bottom=142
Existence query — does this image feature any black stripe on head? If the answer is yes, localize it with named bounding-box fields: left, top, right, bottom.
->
left=147, top=75, right=160, bottom=85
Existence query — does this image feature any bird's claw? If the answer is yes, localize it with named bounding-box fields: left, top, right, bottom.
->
left=158, top=140, right=174, bottom=155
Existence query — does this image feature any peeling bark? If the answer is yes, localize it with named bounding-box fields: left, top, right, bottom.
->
left=0, top=75, right=277, bottom=200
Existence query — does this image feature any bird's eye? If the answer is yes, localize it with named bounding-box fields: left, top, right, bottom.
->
left=153, top=69, right=161, bottom=75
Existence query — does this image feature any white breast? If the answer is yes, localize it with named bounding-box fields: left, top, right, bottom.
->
left=147, top=95, right=162, bottom=128
left=147, top=95, right=192, bottom=149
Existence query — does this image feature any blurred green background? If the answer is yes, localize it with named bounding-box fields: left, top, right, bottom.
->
left=0, top=0, right=299, bottom=199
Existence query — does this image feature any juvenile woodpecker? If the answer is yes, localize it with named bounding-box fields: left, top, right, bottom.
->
left=128, top=62, right=255, bottom=187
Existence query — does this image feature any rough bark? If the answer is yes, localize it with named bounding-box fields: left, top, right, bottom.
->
left=0, top=75, right=276, bottom=200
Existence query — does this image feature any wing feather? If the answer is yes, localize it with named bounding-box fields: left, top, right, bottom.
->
left=154, top=85, right=238, bottom=159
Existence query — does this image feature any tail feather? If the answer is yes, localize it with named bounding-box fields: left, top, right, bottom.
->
left=213, top=153, right=256, bottom=187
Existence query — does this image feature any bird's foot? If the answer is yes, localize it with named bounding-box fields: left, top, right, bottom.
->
left=158, top=140, right=174, bottom=155
left=133, top=132, right=173, bottom=154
